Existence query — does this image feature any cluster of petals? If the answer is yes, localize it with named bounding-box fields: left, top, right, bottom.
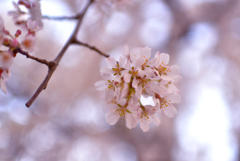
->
left=0, top=18, right=14, bottom=94
left=96, top=46, right=181, bottom=132
left=0, top=14, right=40, bottom=94
left=8, top=0, right=43, bottom=28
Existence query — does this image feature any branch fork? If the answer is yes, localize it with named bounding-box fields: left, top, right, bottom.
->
left=20, top=0, right=109, bottom=107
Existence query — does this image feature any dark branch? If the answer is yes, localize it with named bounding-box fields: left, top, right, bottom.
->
left=16, top=47, right=51, bottom=66
left=72, top=39, right=109, bottom=58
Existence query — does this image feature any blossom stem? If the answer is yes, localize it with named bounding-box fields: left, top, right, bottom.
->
left=16, top=47, right=51, bottom=66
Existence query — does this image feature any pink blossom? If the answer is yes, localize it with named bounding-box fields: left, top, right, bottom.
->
left=26, top=19, right=40, bottom=34
left=105, top=99, right=138, bottom=128
left=138, top=105, right=160, bottom=132
left=8, top=2, right=23, bottom=19
left=21, top=34, right=36, bottom=51
left=96, top=46, right=181, bottom=132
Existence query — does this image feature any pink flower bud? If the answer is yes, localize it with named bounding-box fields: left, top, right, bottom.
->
left=15, top=29, right=22, bottom=37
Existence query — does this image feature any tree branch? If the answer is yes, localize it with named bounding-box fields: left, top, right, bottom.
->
left=25, top=0, right=94, bottom=107
left=16, top=47, right=51, bottom=66
left=72, top=39, right=109, bottom=58
left=42, top=15, right=78, bottom=20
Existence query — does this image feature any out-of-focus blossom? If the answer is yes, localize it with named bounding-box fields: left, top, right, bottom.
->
left=95, top=46, right=182, bottom=132
left=9, top=0, right=43, bottom=28
left=0, top=51, right=13, bottom=94
left=8, top=2, right=24, bottom=19
left=0, top=15, right=39, bottom=94
left=26, top=19, right=40, bottom=34
left=21, top=34, right=36, bottom=51
left=28, top=0, right=43, bottom=28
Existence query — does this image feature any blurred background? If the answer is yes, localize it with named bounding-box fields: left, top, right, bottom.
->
left=0, top=0, right=239, bottom=160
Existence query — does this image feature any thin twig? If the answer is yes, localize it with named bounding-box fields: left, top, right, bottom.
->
left=72, top=39, right=109, bottom=58
left=42, top=15, right=78, bottom=20
left=53, top=0, right=94, bottom=63
left=16, top=47, right=51, bottom=66
left=26, top=0, right=94, bottom=107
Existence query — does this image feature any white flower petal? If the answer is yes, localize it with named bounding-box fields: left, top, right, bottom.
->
left=151, top=115, right=161, bottom=126
left=167, top=94, right=181, bottom=103
left=140, top=47, right=151, bottom=59
left=105, top=108, right=120, bottom=125
left=159, top=53, right=169, bottom=65
left=94, top=80, right=107, bottom=91
left=105, top=57, right=116, bottom=67
left=119, top=56, right=126, bottom=67
left=140, top=118, right=150, bottom=132
left=125, top=112, right=138, bottom=129
left=123, top=73, right=131, bottom=83
left=132, top=77, right=139, bottom=89
left=164, top=105, right=177, bottom=118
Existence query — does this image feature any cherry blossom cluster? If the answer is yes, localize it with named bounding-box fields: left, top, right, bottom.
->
left=0, top=13, right=40, bottom=94
left=95, top=47, right=181, bottom=132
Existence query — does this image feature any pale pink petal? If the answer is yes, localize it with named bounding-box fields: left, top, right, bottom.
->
left=160, top=75, right=174, bottom=81
left=120, top=83, right=128, bottom=98
left=29, top=0, right=43, bottom=28
left=105, top=108, right=120, bottom=125
left=151, top=115, right=161, bottom=126
left=105, top=91, right=115, bottom=102
left=148, top=57, right=157, bottom=67
left=169, top=65, right=180, bottom=75
left=27, top=19, right=38, bottom=31
left=167, top=84, right=179, bottom=93
left=140, top=118, right=150, bottom=132
left=134, top=58, right=145, bottom=67
left=100, top=67, right=112, bottom=78
left=140, top=47, right=151, bottom=59
left=135, top=85, right=142, bottom=98
left=159, top=53, right=169, bottom=65
left=123, top=45, right=130, bottom=59
left=118, top=98, right=127, bottom=105
left=105, top=57, right=116, bottom=67
left=164, top=105, right=177, bottom=118
left=148, top=82, right=159, bottom=94
left=123, top=73, right=131, bottom=83
left=21, top=35, right=36, bottom=52
left=125, top=112, right=138, bottom=129
left=105, top=103, right=116, bottom=111
left=0, top=52, right=13, bottom=68
left=119, top=56, right=126, bottom=67
left=95, top=80, right=107, bottom=91
left=168, top=65, right=182, bottom=82
left=166, top=94, right=181, bottom=103
left=1, top=70, right=10, bottom=81
left=132, top=77, right=139, bottom=89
